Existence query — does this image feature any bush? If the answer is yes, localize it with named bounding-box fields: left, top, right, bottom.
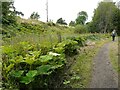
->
left=47, top=22, right=56, bottom=26
left=2, top=42, right=66, bottom=89
left=74, top=25, right=87, bottom=34
left=67, top=36, right=86, bottom=47
left=54, top=39, right=79, bottom=56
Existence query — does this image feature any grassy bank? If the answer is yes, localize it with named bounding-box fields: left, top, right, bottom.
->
left=109, top=37, right=119, bottom=73
left=61, top=38, right=111, bottom=88
left=2, top=17, right=112, bottom=89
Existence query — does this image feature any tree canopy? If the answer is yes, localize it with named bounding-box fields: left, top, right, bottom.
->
left=69, top=21, right=75, bottom=26
left=1, top=2, right=24, bottom=26
left=75, top=11, right=88, bottom=25
left=30, top=12, right=40, bottom=20
left=56, top=18, right=67, bottom=25
left=88, top=1, right=120, bottom=34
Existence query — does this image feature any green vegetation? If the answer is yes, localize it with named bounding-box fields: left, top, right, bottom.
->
left=56, top=18, right=67, bottom=25
left=69, top=21, right=75, bottom=26
left=30, top=12, right=40, bottom=20
left=109, top=39, right=118, bottom=72
left=76, top=11, right=88, bottom=25
left=2, top=41, right=66, bottom=89
left=60, top=36, right=110, bottom=88
left=1, top=0, right=120, bottom=89
left=74, top=25, right=87, bottom=34
left=1, top=2, right=23, bottom=26
left=2, top=19, right=110, bottom=89
left=88, top=2, right=120, bottom=35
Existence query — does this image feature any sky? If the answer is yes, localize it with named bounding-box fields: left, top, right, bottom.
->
left=14, top=0, right=117, bottom=24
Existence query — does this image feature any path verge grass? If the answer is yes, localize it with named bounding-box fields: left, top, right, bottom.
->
left=64, top=38, right=111, bottom=88
left=109, top=38, right=118, bottom=73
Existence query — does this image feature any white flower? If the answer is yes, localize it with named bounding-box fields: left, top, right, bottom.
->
left=48, top=52, right=61, bottom=56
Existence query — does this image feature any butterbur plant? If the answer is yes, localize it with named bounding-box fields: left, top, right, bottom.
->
left=2, top=41, right=66, bottom=89
left=54, top=39, right=79, bottom=56
left=3, top=34, right=100, bottom=89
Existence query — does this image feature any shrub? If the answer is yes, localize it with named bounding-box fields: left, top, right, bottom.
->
left=47, top=22, right=56, bottom=26
left=67, top=36, right=86, bottom=47
left=54, top=39, right=79, bottom=56
left=74, top=25, right=87, bottom=34
left=2, top=42, right=66, bottom=89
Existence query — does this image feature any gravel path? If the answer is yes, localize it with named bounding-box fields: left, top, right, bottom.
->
left=90, top=42, right=118, bottom=88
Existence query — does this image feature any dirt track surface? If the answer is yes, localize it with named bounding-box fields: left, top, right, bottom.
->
left=90, top=42, right=118, bottom=88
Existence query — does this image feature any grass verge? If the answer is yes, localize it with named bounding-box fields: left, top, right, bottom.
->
left=109, top=38, right=118, bottom=72
left=64, top=38, right=111, bottom=88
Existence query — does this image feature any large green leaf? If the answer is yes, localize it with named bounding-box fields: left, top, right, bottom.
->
left=29, top=51, right=41, bottom=58
left=54, top=47, right=64, bottom=53
left=36, top=65, right=52, bottom=75
left=24, top=58, right=35, bottom=65
left=19, top=41, right=29, bottom=46
left=40, top=55, right=53, bottom=63
left=20, top=76, right=34, bottom=84
left=9, top=59, right=15, bottom=63
left=26, top=70, right=37, bottom=77
left=10, top=70, right=24, bottom=78
left=5, top=64, right=14, bottom=73
left=2, top=45, right=14, bottom=54
left=57, top=43, right=66, bottom=47
left=15, top=56, right=24, bottom=64
left=23, top=55, right=35, bottom=65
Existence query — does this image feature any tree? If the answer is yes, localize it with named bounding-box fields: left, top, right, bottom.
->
left=15, top=11, right=24, bottom=16
left=1, top=2, right=16, bottom=25
left=90, top=2, right=119, bottom=33
left=56, top=18, right=67, bottom=25
left=30, top=12, right=40, bottom=20
left=86, top=21, right=98, bottom=33
left=112, top=7, right=120, bottom=35
left=69, top=21, right=75, bottom=26
left=75, top=11, right=88, bottom=25
left=1, top=2, right=24, bottom=26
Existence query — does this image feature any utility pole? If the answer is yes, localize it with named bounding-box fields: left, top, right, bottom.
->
left=46, top=0, right=48, bottom=22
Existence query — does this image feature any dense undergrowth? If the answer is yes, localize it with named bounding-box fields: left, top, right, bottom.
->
left=1, top=18, right=110, bottom=89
